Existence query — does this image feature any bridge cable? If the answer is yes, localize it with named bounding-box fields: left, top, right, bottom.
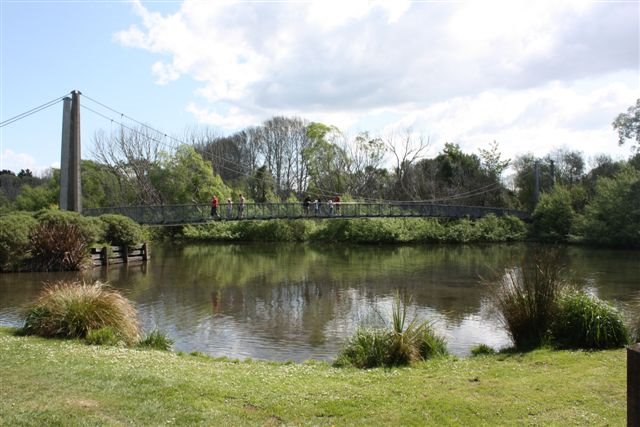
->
left=0, top=93, right=70, bottom=128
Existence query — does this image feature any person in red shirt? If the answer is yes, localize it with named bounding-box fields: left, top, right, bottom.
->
left=211, top=195, right=220, bottom=219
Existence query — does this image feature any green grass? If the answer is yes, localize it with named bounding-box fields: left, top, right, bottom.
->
left=0, top=328, right=625, bottom=425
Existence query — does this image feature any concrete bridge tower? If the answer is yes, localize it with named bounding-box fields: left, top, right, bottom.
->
left=59, top=90, right=81, bottom=212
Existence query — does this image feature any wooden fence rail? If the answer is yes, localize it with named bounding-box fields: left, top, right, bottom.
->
left=90, top=243, right=149, bottom=267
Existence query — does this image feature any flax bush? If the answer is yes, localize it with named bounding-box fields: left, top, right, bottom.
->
left=22, top=280, right=140, bottom=345
left=551, top=289, right=628, bottom=349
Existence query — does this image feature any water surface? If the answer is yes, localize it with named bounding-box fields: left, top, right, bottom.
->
left=0, top=243, right=637, bottom=361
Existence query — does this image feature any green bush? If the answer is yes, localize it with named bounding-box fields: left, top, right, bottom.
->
left=35, top=209, right=102, bottom=244
left=138, top=330, right=174, bottom=351
left=335, top=295, right=447, bottom=368
left=0, top=212, right=37, bottom=270
left=582, top=167, right=640, bottom=248
left=99, top=214, right=144, bottom=247
left=470, top=344, right=496, bottom=356
left=22, top=280, right=140, bottom=345
left=86, top=326, right=124, bottom=346
left=334, top=328, right=391, bottom=369
left=532, top=186, right=575, bottom=242
left=551, top=290, right=628, bottom=349
left=489, top=249, right=566, bottom=350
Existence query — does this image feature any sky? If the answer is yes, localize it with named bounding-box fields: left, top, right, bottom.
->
left=0, top=0, right=638, bottom=176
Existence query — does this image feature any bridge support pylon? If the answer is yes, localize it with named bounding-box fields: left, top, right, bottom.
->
left=59, top=90, right=82, bottom=212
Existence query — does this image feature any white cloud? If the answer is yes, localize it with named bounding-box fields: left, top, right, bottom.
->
left=115, top=0, right=639, bottom=158
left=0, top=149, right=48, bottom=175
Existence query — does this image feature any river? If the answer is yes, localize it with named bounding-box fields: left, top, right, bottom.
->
left=0, top=243, right=638, bottom=362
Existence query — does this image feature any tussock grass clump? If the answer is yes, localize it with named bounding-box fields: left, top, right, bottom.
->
left=490, top=249, right=566, bottom=350
left=138, top=330, right=174, bottom=351
left=470, top=344, right=496, bottom=356
left=551, top=290, right=628, bottom=349
left=22, top=280, right=140, bottom=345
left=335, top=294, right=447, bottom=369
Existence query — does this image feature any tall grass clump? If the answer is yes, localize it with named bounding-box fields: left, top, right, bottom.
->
left=489, top=249, right=566, bottom=350
left=22, top=280, right=140, bottom=345
left=551, top=289, right=628, bottom=349
left=335, top=294, right=447, bottom=368
left=138, top=330, right=174, bottom=351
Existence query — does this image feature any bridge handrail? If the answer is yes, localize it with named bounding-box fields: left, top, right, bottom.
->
left=83, top=202, right=529, bottom=225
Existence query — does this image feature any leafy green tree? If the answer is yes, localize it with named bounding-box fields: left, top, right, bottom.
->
left=532, top=186, right=575, bottom=242
left=612, top=98, right=640, bottom=152
left=304, top=123, right=349, bottom=197
left=151, top=145, right=230, bottom=204
left=513, top=154, right=555, bottom=212
left=479, top=140, right=510, bottom=179
left=82, top=160, right=132, bottom=208
left=582, top=166, right=640, bottom=247
left=14, top=184, right=58, bottom=211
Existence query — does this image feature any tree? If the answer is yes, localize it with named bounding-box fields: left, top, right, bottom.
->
left=384, top=129, right=430, bottom=200
left=93, top=125, right=167, bottom=205
left=612, top=98, right=640, bottom=152
left=532, top=186, right=575, bottom=242
left=150, top=145, right=230, bottom=204
left=479, top=140, right=510, bottom=179
left=582, top=166, right=640, bottom=247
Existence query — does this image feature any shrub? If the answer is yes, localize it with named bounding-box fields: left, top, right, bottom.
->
left=489, top=249, right=566, bottom=350
left=0, top=212, right=38, bottom=270
left=138, top=330, right=174, bottom=351
left=532, top=186, right=575, bottom=242
left=35, top=209, right=102, bottom=244
left=551, top=290, right=628, bottom=349
left=334, top=328, right=390, bottom=369
left=86, top=326, right=124, bottom=346
left=29, top=222, right=91, bottom=271
left=22, top=280, right=140, bottom=345
left=470, top=344, right=496, bottom=356
left=100, top=214, right=144, bottom=247
left=335, top=295, right=447, bottom=368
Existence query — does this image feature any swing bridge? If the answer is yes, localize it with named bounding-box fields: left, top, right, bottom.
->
left=83, top=202, right=529, bottom=225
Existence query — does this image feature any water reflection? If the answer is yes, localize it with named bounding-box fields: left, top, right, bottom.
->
left=0, top=243, right=638, bottom=361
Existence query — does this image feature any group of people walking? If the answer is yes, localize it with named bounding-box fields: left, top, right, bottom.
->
left=210, top=194, right=342, bottom=220
left=303, top=195, right=341, bottom=216
left=210, top=194, right=244, bottom=219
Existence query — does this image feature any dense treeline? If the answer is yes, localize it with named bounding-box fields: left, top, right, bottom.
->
left=1, top=100, right=639, bottom=247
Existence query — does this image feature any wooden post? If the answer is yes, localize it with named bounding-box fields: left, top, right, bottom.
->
left=123, top=246, right=129, bottom=264
left=142, top=243, right=148, bottom=261
left=101, top=246, right=108, bottom=267
left=629, top=344, right=640, bottom=427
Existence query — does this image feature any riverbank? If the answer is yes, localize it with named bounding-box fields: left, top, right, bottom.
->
left=0, top=328, right=624, bottom=425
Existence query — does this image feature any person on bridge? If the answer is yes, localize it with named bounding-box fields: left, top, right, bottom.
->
left=210, top=195, right=220, bottom=219
left=238, top=194, right=245, bottom=219
left=328, top=198, right=334, bottom=216
left=334, top=195, right=341, bottom=215
left=303, top=196, right=311, bottom=216
left=313, top=198, right=320, bottom=216
left=226, top=198, right=233, bottom=218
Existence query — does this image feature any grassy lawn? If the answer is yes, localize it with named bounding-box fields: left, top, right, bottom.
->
left=0, top=328, right=625, bottom=426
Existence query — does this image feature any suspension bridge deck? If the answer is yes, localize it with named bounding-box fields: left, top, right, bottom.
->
left=84, top=202, right=529, bottom=226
